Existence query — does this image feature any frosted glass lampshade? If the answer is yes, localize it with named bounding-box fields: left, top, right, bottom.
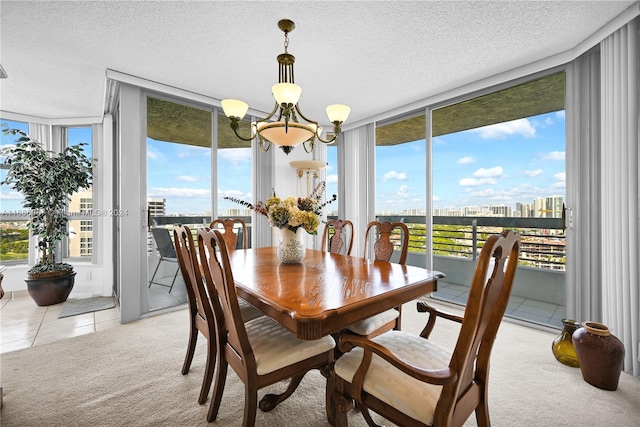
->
left=272, top=83, right=302, bottom=105
left=258, top=122, right=315, bottom=146
left=221, top=99, right=249, bottom=119
left=326, top=104, right=351, bottom=123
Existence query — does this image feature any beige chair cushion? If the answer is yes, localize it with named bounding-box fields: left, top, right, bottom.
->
left=334, top=330, right=450, bottom=426
left=245, top=316, right=335, bottom=375
left=239, top=297, right=264, bottom=322
left=346, top=309, right=399, bottom=336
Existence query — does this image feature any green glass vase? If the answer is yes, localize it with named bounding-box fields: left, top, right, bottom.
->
left=551, top=318, right=580, bottom=367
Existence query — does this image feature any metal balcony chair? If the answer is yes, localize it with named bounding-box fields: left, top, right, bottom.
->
left=148, top=227, right=179, bottom=293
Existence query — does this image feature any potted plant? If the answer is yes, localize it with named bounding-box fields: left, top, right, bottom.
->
left=1, top=126, right=92, bottom=306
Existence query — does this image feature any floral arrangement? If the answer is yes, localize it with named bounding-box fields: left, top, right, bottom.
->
left=225, top=181, right=336, bottom=235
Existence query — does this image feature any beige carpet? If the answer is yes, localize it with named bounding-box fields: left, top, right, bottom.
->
left=1, top=300, right=639, bottom=426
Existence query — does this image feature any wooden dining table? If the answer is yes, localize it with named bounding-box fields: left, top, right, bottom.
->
left=229, top=247, right=445, bottom=340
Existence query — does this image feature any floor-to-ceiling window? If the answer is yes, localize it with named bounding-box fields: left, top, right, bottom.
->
left=374, top=114, right=428, bottom=265
left=216, top=112, right=253, bottom=246
left=430, top=71, right=567, bottom=328
left=146, top=96, right=212, bottom=311
left=65, top=126, right=94, bottom=262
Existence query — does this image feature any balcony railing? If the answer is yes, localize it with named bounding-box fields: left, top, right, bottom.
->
left=371, top=215, right=566, bottom=271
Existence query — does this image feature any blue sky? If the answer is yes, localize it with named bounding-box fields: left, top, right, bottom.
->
left=376, top=110, right=566, bottom=213
left=2, top=111, right=565, bottom=215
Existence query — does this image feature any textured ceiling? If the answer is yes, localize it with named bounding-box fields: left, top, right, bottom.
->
left=0, top=1, right=636, bottom=127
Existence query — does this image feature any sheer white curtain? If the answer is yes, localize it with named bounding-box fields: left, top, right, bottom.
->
left=339, top=123, right=375, bottom=258
left=600, top=17, right=639, bottom=376
left=253, top=135, right=275, bottom=248
left=565, top=48, right=602, bottom=325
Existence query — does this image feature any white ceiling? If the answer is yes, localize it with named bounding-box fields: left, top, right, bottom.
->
left=0, top=1, right=636, bottom=127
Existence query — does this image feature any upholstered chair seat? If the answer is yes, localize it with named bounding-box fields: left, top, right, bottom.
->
left=335, top=330, right=449, bottom=426
left=245, top=316, right=336, bottom=375
left=344, top=309, right=400, bottom=336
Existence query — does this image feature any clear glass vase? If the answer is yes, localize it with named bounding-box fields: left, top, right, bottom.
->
left=277, top=227, right=306, bottom=263
left=551, top=318, right=580, bottom=367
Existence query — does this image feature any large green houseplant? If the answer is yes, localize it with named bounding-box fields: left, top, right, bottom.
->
left=1, top=127, right=92, bottom=305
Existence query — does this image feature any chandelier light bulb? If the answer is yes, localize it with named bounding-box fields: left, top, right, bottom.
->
left=221, top=99, right=248, bottom=120
left=272, top=83, right=302, bottom=106
left=326, top=104, right=351, bottom=123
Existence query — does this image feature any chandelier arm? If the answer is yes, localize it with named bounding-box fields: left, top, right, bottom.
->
left=303, top=139, right=315, bottom=153
left=229, top=121, right=259, bottom=142
left=258, top=139, right=272, bottom=152
left=293, top=104, right=319, bottom=127
left=315, top=131, right=339, bottom=144
left=261, top=102, right=281, bottom=124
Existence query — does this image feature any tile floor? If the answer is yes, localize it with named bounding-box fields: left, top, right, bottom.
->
left=432, top=281, right=566, bottom=329
left=0, top=264, right=190, bottom=355
left=0, top=292, right=121, bottom=354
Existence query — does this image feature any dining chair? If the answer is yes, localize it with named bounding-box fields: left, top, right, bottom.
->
left=174, top=225, right=216, bottom=404
left=148, top=227, right=180, bottom=292
left=321, top=219, right=354, bottom=255
left=174, top=225, right=262, bottom=405
left=198, top=228, right=336, bottom=426
left=210, top=218, right=247, bottom=250
left=333, top=230, right=521, bottom=427
left=345, top=221, right=410, bottom=338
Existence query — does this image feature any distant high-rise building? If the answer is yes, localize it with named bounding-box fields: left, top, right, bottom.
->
left=148, top=198, right=166, bottom=216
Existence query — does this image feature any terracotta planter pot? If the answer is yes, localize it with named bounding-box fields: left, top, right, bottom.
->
left=572, top=321, right=625, bottom=391
left=25, top=271, right=76, bottom=306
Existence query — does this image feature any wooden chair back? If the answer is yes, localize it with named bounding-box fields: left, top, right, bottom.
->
left=321, top=219, right=354, bottom=255
left=173, top=225, right=216, bottom=404
left=209, top=218, right=247, bottom=251
left=439, top=230, right=520, bottom=424
left=363, top=220, right=409, bottom=265
left=197, top=228, right=257, bottom=379
left=335, top=230, right=521, bottom=427
left=198, top=228, right=335, bottom=424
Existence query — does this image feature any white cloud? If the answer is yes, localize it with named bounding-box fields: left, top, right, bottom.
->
left=545, top=117, right=554, bottom=125
left=432, top=195, right=441, bottom=202
left=556, top=111, right=566, bottom=120
left=543, top=151, right=565, bottom=160
left=147, top=151, right=158, bottom=160
left=326, top=174, right=338, bottom=184
left=554, top=172, right=566, bottom=182
left=382, top=170, right=408, bottom=181
left=149, top=187, right=210, bottom=198
left=473, top=166, right=503, bottom=178
left=524, top=169, right=543, bottom=177
left=176, top=175, right=198, bottom=182
left=218, top=148, right=251, bottom=164
left=0, top=190, right=24, bottom=200
left=457, top=156, right=475, bottom=164
left=396, top=185, right=408, bottom=197
left=459, top=178, right=480, bottom=186
left=472, top=118, right=536, bottom=139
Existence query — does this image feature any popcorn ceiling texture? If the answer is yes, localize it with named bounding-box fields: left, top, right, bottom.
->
left=0, top=1, right=635, bottom=123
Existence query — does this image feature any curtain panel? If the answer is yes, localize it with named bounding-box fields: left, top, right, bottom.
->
left=565, top=48, right=602, bottom=325
left=600, top=17, right=639, bottom=376
left=340, top=124, right=375, bottom=258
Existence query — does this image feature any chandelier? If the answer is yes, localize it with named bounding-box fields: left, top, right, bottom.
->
left=221, top=19, right=351, bottom=155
